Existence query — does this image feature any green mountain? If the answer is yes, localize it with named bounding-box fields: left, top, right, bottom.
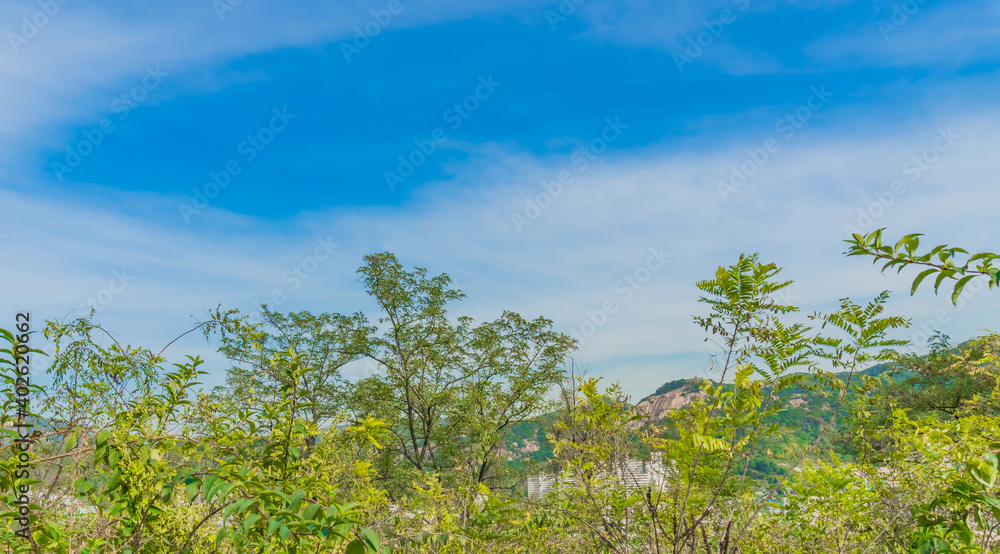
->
left=505, top=363, right=900, bottom=481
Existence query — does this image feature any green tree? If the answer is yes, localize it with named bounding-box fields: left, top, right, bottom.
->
left=1, top=319, right=385, bottom=553
left=352, top=252, right=575, bottom=495
left=211, top=306, right=369, bottom=430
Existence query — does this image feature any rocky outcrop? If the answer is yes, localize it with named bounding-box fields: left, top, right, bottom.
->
left=519, top=439, right=540, bottom=454
left=632, top=384, right=708, bottom=423
left=787, top=394, right=807, bottom=408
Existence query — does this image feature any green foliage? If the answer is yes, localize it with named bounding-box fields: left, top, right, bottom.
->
left=846, top=228, right=1000, bottom=304
left=211, top=306, right=369, bottom=428
left=7, top=244, right=1000, bottom=553
left=1, top=319, right=385, bottom=553
left=351, top=252, right=575, bottom=495
left=648, top=377, right=706, bottom=399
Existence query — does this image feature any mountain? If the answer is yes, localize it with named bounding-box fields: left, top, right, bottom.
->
left=632, top=378, right=708, bottom=425
left=504, top=363, right=898, bottom=480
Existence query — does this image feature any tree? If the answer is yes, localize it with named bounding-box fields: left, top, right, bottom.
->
left=534, top=254, right=907, bottom=553
left=352, top=252, right=469, bottom=482
left=211, top=306, right=369, bottom=430
left=352, top=252, right=575, bottom=495
left=452, top=310, right=575, bottom=489
left=844, top=331, right=1000, bottom=458
left=1, top=318, right=385, bottom=553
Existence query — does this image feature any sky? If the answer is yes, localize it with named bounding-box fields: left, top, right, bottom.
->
left=2, top=0, right=999, bottom=399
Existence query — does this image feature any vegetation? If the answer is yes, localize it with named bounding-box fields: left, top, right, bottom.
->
left=3, top=235, right=1000, bottom=552
left=846, top=228, right=1000, bottom=303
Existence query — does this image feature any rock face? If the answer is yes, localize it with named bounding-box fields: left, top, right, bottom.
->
left=632, top=384, right=708, bottom=423
left=505, top=434, right=542, bottom=461
left=519, top=439, right=540, bottom=454
left=787, top=394, right=807, bottom=409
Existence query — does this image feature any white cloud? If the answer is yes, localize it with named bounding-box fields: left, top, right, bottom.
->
left=4, top=104, right=999, bottom=397
left=807, top=0, right=1000, bottom=69
left=0, top=0, right=549, bottom=170
left=4, top=0, right=1000, bottom=399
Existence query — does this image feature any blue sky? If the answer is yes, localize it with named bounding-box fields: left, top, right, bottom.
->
left=3, top=0, right=1000, bottom=397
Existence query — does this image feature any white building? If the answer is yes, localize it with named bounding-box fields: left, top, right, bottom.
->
left=526, top=456, right=672, bottom=498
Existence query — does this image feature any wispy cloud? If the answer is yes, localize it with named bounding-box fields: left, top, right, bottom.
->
left=4, top=104, right=999, bottom=395
left=0, top=0, right=547, bottom=170
left=807, top=0, right=1000, bottom=69
left=5, top=0, right=1000, bottom=399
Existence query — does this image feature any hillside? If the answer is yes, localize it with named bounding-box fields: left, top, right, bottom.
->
left=505, top=363, right=897, bottom=480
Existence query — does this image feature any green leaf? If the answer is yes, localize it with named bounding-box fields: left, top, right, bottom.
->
left=201, top=475, right=218, bottom=501
left=363, top=529, right=382, bottom=552
left=911, top=268, right=937, bottom=295
left=95, top=430, right=111, bottom=446
left=186, top=481, right=201, bottom=503
left=951, top=275, right=976, bottom=305
left=74, top=478, right=94, bottom=495
left=289, top=490, right=306, bottom=511
left=222, top=501, right=242, bottom=523
left=933, top=270, right=955, bottom=294
left=242, top=513, right=261, bottom=533
left=302, top=503, right=322, bottom=521
left=345, top=539, right=367, bottom=554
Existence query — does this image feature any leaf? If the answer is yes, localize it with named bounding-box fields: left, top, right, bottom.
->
left=201, top=475, right=218, bottom=501
left=301, top=503, right=322, bottom=521
left=242, top=513, right=261, bottom=533
left=222, top=501, right=242, bottom=523
left=971, top=461, right=997, bottom=488
left=363, top=529, right=382, bottom=552
left=289, top=490, right=306, bottom=510
left=206, top=481, right=233, bottom=504
left=911, top=268, right=937, bottom=296
left=951, top=275, right=976, bottom=305
left=186, top=481, right=201, bottom=503
left=345, top=539, right=367, bottom=554
left=74, top=478, right=94, bottom=495
left=933, top=270, right=955, bottom=294
left=95, top=430, right=111, bottom=446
